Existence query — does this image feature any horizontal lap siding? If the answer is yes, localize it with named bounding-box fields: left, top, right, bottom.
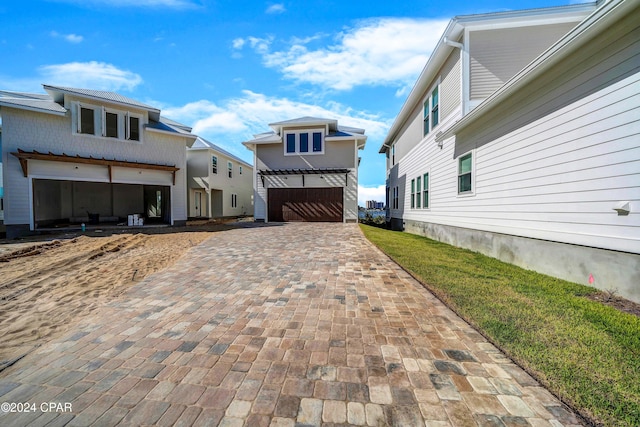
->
left=469, top=22, right=578, bottom=100
left=445, top=13, right=640, bottom=253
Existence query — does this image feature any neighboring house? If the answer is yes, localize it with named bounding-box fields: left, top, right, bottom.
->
left=186, top=136, right=253, bottom=218
left=381, top=0, right=640, bottom=302
left=0, top=85, right=196, bottom=238
left=243, top=117, right=366, bottom=223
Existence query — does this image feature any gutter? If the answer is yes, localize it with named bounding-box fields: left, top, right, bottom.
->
left=435, top=0, right=630, bottom=142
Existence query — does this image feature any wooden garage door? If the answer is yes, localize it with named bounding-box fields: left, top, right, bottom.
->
left=268, top=188, right=343, bottom=222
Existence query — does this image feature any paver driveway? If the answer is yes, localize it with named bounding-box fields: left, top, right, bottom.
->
left=0, top=223, right=583, bottom=426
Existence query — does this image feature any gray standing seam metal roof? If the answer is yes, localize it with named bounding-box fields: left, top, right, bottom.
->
left=191, top=137, right=252, bottom=166
left=43, top=85, right=160, bottom=113
left=0, top=97, right=67, bottom=115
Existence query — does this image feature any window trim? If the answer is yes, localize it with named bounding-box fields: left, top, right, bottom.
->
left=212, top=155, right=218, bottom=174
left=72, top=101, right=143, bottom=143
left=228, top=161, right=233, bottom=179
left=458, top=151, right=474, bottom=195
left=422, top=80, right=440, bottom=137
left=283, top=129, right=325, bottom=156
left=411, top=179, right=415, bottom=209
left=231, top=193, right=238, bottom=208
left=422, top=171, right=430, bottom=209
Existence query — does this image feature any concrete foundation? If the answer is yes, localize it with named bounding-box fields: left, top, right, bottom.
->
left=404, top=219, right=640, bottom=304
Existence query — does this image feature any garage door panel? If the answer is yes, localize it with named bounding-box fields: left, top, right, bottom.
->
left=269, top=188, right=343, bottom=222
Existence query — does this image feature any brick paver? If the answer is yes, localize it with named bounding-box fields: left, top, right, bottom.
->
left=0, top=223, right=583, bottom=426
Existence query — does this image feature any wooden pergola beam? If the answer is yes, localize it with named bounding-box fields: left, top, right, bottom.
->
left=11, top=149, right=179, bottom=184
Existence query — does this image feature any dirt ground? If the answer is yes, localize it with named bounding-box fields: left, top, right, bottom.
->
left=0, top=220, right=241, bottom=369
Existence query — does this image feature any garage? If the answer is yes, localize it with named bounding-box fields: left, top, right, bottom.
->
left=268, top=187, right=343, bottom=222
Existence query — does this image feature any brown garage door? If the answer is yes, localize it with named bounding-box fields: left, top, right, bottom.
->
left=268, top=188, right=343, bottom=222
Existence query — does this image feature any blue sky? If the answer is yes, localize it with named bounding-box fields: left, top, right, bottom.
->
left=0, top=0, right=588, bottom=205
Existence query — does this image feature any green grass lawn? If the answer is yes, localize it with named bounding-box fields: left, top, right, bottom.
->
left=360, top=224, right=640, bottom=427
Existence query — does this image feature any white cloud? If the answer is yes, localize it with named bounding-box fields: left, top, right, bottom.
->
left=358, top=184, right=386, bottom=206
left=50, top=31, right=84, bottom=43
left=244, top=17, right=449, bottom=90
left=232, top=38, right=245, bottom=49
left=39, top=61, right=142, bottom=91
left=266, top=3, right=286, bottom=14
left=159, top=90, right=391, bottom=162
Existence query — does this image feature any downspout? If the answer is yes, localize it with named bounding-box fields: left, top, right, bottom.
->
left=444, top=37, right=467, bottom=115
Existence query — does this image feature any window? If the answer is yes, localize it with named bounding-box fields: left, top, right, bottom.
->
left=431, top=86, right=439, bottom=127
left=312, top=132, right=322, bottom=152
left=423, top=83, right=440, bottom=136
left=127, top=115, right=140, bottom=141
left=386, top=186, right=390, bottom=210
left=393, top=186, right=399, bottom=210
left=80, top=107, right=95, bottom=135
left=423, top=100, right=430, bottom=136
left=458, top=152, right=473, bottom=193
left=423, top=173, right=429, bottom=208
left=104, top=111, right=118, bottom=138
left=284, top=131, right=324, bottom=155
left=416, top=176, right=421, bottom=208
left=411, top=179, right=415, bottom=209
left=228, top=161, right=233, bottom=178
left=239, top=166, right=243, bottom=175
left=286, top=134, right=296, bottom=153
left=391, top=144, right=396, bottom=165
left=231, top=194, right=237, bottom=208
left=212, top=156, right=218, bottom=174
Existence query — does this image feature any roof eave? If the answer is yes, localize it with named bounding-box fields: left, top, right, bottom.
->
left=436, top=0, right=629, bottom=142
left=0, top=101, right=67, bottom=117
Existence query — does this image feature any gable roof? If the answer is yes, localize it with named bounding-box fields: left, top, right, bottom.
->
left=43, top=85, right=160, bottom=116
left=380, top=2, right=596, bottom=153
left=435, top=0, right=634, bottom=143
left=191, top=136, right=252, bottom=167
left=0, top=94, right=67, bottom=116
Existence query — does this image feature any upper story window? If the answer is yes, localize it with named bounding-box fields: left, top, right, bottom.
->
left=284, top=130, right=324, bottom=155
left=74, top=102, right=143, bottom=142
left=423, top=83, right=440, bottom=137
left=391, top=144, right=396, bottom=165
left=79, top=107, right=95, bottom=135
left=212, top=155, right=218, bottom=174
left=239, top=165, right=243, bottom=175
left=228, top=161, right=233, bottom=178
left=458, top=152, right=473, bottom=194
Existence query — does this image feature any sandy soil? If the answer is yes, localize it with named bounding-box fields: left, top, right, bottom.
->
left=0, top=221, right=239, bottom=368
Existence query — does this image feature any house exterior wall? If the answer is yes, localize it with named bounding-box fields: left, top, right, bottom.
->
left=469, top=22, right=578, bottom=101
left=254, top=134, right=359, bottom=222
left=392, top=5, right=640, bottom=301
left=186, top=148, right=253, bottom=218
left=1, top=106, right=189, bottom=234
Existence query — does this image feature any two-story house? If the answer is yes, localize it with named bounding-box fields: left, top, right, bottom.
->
left=187, top=136, right=253, bottom=218
left=0, top=85, right=196, bottom=238
left=243, top=117, right=366, bottom=223
left=381, top=0, right=640, bottom=302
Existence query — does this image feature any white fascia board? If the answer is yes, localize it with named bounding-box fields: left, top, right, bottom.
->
left=0, top=100, right=67, bottom=117
left=146, top=127, right=198, bottom=146
left=436, top=0, right=629, bottom=142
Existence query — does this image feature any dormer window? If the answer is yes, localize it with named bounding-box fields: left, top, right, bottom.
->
left=79, top=107, right=95, bottom=135
left=73, top=102, right=143, bottom=142
left=284, top=130, right=324, bottom=155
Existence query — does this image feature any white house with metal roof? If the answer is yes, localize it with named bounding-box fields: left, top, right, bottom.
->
left=243, top=117, right=366, bottom=223
left=0, top=85, right=196, bottom=238
left=381, top=0, right=640, bottom=302
left=186, top=136, right=253, bottom=218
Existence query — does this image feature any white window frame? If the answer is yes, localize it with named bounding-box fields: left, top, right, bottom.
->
left=228, top=161, right=233, bottom=178
left=102, top=107, right=121, bottom=139
left=457, top=151, right=475, bottom=196
left=231, top=193, right=237, bottom=208
left=125, top=112, right=143, bottom=142
left=239, top=165, right=243, bottom=175
left=422, top=80, right=440, bottom=137
left=212, top=155, right=218, bottom=174
left=411, top=179, right=415, bottom=209
left=75, top=102, right=98, bottom=136
left=422, top=171, right=430, bottom=209
left=283, top=129, right=325, bottom=156
left=73, top=101, right=143, bottom=143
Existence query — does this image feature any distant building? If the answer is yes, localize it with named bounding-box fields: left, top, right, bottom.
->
left=366, top=200, right=384, bottom=209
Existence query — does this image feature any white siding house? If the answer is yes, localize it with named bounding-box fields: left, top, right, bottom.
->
left=382, top=0, right=640, bottom=302
left=0, top=85, right=196, bottom=238
left=244, top=117, right=366, bottom=223
left=186, top=137, right=253, bottom=218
